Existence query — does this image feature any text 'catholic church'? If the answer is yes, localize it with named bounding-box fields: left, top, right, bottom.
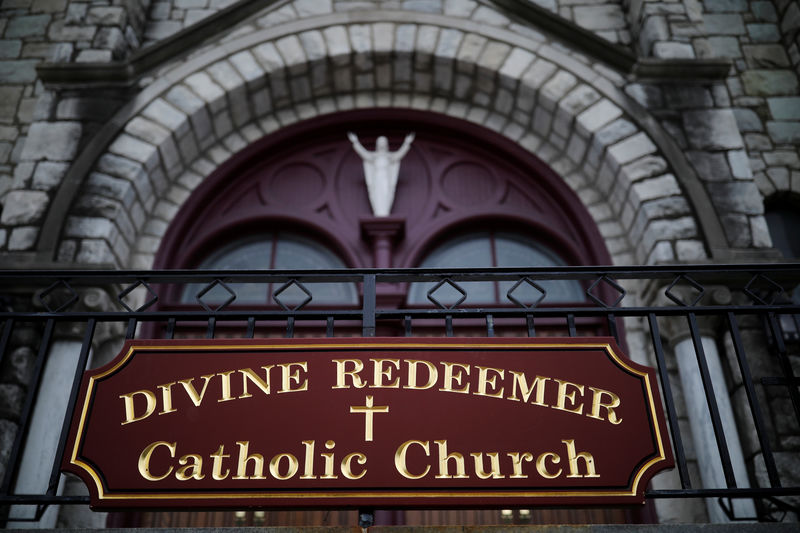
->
left=0, top=0, right=799, bottom=530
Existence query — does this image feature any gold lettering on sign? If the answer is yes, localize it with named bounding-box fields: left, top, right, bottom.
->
left=120, top=357, right=625, bottom=427
left=300, top=440, right=316, bottom=479
left=508, top=372, right=550, bottom=405
left=341, top=452, right=368, bottom=480
left=120, top=361, right=310, bottom=425
left=233, top=441, right=266, bottom=480
left=325, top=357, right=624, bottom=425
left=278, top=362, right=308, bottom=393
left=439, top=362, right=470, bottom=394
left=132, top=439, right=599, bottom=483
left=238, top=367, right=274, bottom=398
left=157, top=382, right=177, bottom=415
left=507, top=452, right=534, bottom=478
left=390, top=439, right=597, bottom=480
left=217, top=370, right=235, bottom=402
left=332, top=359, right=366, bottom=389
left=563, top=439, right=599, bottom=478
left=138, top=441, right=175, bottom=481
left=395, top=439, right=431, bottom=479
left=269, top=453, right=299, bottom=480
left=536, top=452, right=562, bottom=479
left=321, top=440, right=338, bottom=479
left=475, top=366, right=505, bottom=398
left=370, top=358, right=401, bottom=388
left=434, top=440, right=468, bottom=479
left=554, top=379, right=585, bottom=415
left=211, top=445, right=230, bottom=480
left=120, top=389, right=156, bottom=425
left=588, top=386, right=623, bottom=424
left=471, top=452, right=505, bottom=479
left=176, top=454, right=204, bottom=481
left=179, top=374, right=214, bottom=406
left=404, top=359, right=438, bottom=390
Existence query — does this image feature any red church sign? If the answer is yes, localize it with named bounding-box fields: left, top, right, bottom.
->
left=62, top=337, right=672, bottom=509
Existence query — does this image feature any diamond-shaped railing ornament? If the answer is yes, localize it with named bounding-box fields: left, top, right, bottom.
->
left=38, top=279, right=79, bottom=312
left=273, top=279, right=312, bottom=311
left=744, top=274, right=786, bottom=305
left=427, top=278, right=467, bottom=309
left=195, top=279, right=236, bottom=312
left=117, top=280, right=158, bottom=312
left=586, top=275, right=626, bottom=308
left=665, top=274, right=705, bottom=307
left=506, top=277, right=546, bottom=309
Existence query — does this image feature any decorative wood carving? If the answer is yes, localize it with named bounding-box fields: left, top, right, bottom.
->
left=156, top=110, right=610, bottom=273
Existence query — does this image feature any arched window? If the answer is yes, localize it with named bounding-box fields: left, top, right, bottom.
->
left=154, top=109, right=613, bottom=314
left=408, top=231, right=585, bottom=305
left=765, top=197, right=800, bottom=305
left=765, top=199, right=800, bottom=259
left=181, top=232, right=358, bottom=306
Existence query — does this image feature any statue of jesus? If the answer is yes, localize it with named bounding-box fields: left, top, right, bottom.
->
left=348, top=132, right=415, bottom=217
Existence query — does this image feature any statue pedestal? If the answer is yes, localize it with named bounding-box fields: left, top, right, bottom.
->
left=360, top=217, right=405, bottom=269
left=361, top=217, right=406, bottom=308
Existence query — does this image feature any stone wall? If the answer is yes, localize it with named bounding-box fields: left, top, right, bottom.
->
left=626, top=0, right=702, bottom=58
left=624, top=0, right=800, bottom=241
left=0, top=0, right=151, bottom=251
left=140, top=0, right=633, bottom=48
left=691, top=0, right=800, bottom=206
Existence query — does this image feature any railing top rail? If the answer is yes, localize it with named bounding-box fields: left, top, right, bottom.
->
left=0, top=263, right=799, bottom=285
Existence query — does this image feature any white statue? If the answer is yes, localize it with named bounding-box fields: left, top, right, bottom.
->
left=348, top=132, right=415, bottom=217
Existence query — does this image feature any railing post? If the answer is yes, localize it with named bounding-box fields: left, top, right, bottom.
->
left=657, top=287, right=756, bottom=522
left=363, top=274, right=376, bottom=337
left=6, top=325, right=77, bottom=527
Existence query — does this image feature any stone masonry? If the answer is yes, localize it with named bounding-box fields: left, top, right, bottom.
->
left=0, top=0, right=150, bottom=252
left=2, top=0, right=795, bottom=263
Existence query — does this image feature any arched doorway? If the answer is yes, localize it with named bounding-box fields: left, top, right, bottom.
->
left=124, top=110, right=647, bottom=526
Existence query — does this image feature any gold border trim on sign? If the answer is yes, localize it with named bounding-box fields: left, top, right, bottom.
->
left=69, top=340, right=669, bottom=502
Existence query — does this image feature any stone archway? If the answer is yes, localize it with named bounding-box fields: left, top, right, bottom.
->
left=150, top=109, right=614, bottom=273
left=50, top=12, right=715, bottom=271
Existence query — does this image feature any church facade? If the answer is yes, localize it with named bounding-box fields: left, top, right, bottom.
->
left=0, top=0, right=799, bottom=528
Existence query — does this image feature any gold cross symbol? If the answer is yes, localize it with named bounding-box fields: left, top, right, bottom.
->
left=349, top=395, right=389, bottom=442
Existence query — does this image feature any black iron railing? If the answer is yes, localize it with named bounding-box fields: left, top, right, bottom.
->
left=0, top=265, right=799, bottom=524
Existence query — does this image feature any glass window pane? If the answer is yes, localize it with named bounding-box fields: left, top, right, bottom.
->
left=420, top=233, right=493, bottom=268
left=274, top=233, right=346, bottom=269
left=765, top=204, right=800, bottom=306
left=203, top=239, right=273, bottom=269
left=408, top=234, right=495, bottom=304
left=409, top=231, right=585, bottom=305
left=181, top=233, right=358, bottom=306
left=274, top=233, right=357, bottom=305
left=765, top=206, right=800, bottom=259
left=182, top=239, right=272, bottom=304
left=494, top=233, right=562, bottom=266
left=495, top=233, right=585, bottom=303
